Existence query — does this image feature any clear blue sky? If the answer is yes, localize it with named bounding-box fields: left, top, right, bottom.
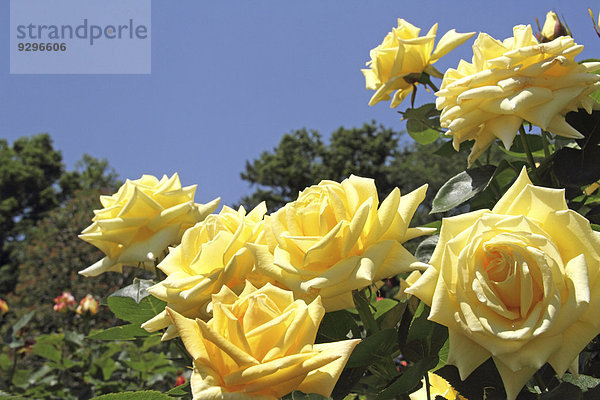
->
left=2, top=1, right=599, bottom=207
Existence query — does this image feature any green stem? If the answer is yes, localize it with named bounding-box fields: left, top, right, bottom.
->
left=425, top=371, right=432, bottom=400
left=541, top=130, right=551, bottom=159
left=518, top=125, right=539, bottom=182
left=8, top=348, right=18, bottom=390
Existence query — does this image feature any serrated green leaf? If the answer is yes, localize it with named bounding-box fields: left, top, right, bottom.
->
left=88, top=324, right=152, bottom=341
left=317, top=310, right=359, bottom=342
left=165, top=381, right=190, bottom=396
left=90, top=391, right=172, bottom=400
left=431, top=165, right=496, bottom=213
left=406, top=120, right=440, bottom=145
left=107, top=294, right=166, bottom=325
left=346, top=328, right=398, bottom=368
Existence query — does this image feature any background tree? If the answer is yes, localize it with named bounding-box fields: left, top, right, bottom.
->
left=0, top=133, right=121, bottom=299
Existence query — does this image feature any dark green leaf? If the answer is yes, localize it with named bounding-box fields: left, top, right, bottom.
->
left=375, top=356, right=437, bottom=399
left=282, top=391, right=328, bottom=400
left=566, top=109, right=600, bottom=150
left=165, top=381, right=190, bottom=396
left=88, top=324, right=152, bottom=341
left=107, top=293, right=166, bottom=325
left=377, top=300, right=408, bottom=331
left=346, top=328, right=398, bottom=368
left=352, top=289, right=378, bottom=336
left=553, top=147, right=600, bottom=187
left=431, top=165, right=496, bottom=213
left=90, top=391, right=172, bottom=400
left=433, top=139, right=472, bottom=156
left=540, top=381, right=583, bottom=400
left=316, top=310, right=360, bottom=342
left=414, top=235, right=438, bottom=263
left=9, top=311, right=34, bottom=339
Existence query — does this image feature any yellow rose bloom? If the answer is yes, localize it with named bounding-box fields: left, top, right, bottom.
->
left=252, top=175, right=434, bottom=311
left=79, top=173, right=219, bottom=277
left=436, top=25, right=600, bottom=165
left=142, top=203, right=271, bottom=339
left=362, top=18, right=474, bottom=108
left=406, top=168, right=600, bottom=400
left=410, top=372, right=466, bottom=400
left=167, top=282, right=360, bottom=400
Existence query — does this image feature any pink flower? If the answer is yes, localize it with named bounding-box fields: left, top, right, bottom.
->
left=174, top=374, right=185, bottom=387
left=53, top=292, right=76, bottom=312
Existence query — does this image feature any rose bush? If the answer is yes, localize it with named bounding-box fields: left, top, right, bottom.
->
left=362, top=18, right=474, bottom=108
left=167, top=281, right=360, bottom=399
left=406, top=168, right=600, bottom=400
left=252, top=175, right=434, bottom=311
left=142, top=204, right=271, bottom=339
left=79, top=173, right=219, bottom=276
left=435, top=25, right=600, bottom=165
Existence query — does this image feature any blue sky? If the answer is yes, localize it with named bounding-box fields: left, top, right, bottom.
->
left=2, top=1, right=599, bottom=207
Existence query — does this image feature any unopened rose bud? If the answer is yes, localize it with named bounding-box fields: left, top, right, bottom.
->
left=539, top=11, right=570, bottom=42
left=76, top=294, right=99, bottom=315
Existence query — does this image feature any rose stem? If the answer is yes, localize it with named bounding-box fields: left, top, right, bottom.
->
left=518, top=125, right=540, bottom=182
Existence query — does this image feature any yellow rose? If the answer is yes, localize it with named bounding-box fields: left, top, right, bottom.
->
left=436, top=25, right=600, bottom=165
left=142, top=204, right=271, bottom=339
left=362, top=18, right=474, bottom=108
left=167, top=282, right=360, bottom=399
left=0, top=298, right=8, bottom=315
left=406, top=168, right=600, bottom=400
left=252, top=175, right=434, bottom=311
left=79, top=173, right=219, bottom=277
left=410, top=372, right=466, bottom=400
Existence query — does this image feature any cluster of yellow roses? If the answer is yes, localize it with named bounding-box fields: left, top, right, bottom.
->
left=79, top=166, right=600, bottom=400
left=76, top=13, right=600, bottom=400
left=362, top=15, right=600, bottom=166
left=80, top=173, right=432, bottom=398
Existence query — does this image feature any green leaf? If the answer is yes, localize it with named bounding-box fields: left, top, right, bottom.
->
left=373, top=299, right=398, bottom=320
left=434, top=339, right=449, bottom=371
left=540, top=381, right=583, bottom=400
left=107, top=292, right=166, bottom=325
left=431, top=165, right=496, bottom=213
left=110, top=278, right=155, bottom=304
left=346, top=328, right=398, bottom=368
left=404, top=103, right=441, bottom=145
left=414, top=235, right=438, bottom=264
left=406, top=120, right=440, bottom=145
left=88, top=324, right=152, bottom=340
left=352, top=289, right=378, bottom=336
left=282, top=391, right=329, bottom=400
left=90, top=391, right=173, bottom=400
left=591, top=90, right=600, bottom=105
left=316, top=310, right=359, bottom=342
left=8, top=311, right=34, bottom=339
left=433, top=139, right=472, bottom=156
left=375, top=356, right=438, bottom=399
left=376, top=300, right=408, bottom=331
left=94, top=356, right=118, bottom=381
left=165, top=381, right=190, bottom=396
